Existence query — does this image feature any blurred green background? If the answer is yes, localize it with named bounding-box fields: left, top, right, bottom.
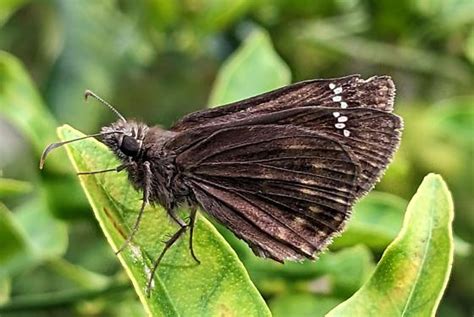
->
left=0, top=0, right=472, bottom=316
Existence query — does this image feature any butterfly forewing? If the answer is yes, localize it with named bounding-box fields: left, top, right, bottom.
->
left=171, top=75, right=395, bottom=132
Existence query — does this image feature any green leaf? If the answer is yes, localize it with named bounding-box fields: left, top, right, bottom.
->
left=242, top=245, right=374, bottom=298
left=0, top=178, right=32, bottom=198
left=208, top=28, right=291, bottom=106
left=466, top=28, right=474, bottom=63
left=0, top=277, right=10, bottom=305
left=48, top=0, right=153, bottom=131
left=332, top=192, right=408, bottom=251
left=0, top=51, right=68, bottom=173
left=333, top=191, right=469, bottom=256
left=452, top=236, right=471, bottom=257
left=199, top=0, right=252, bottom=31
left=316, top=246, right=375, bottom=298
left=299, top=24, right=471, bottom=83
left=270, top=293, right=342, bottom=317
left=432, top=96, right=474, bottom=143
left=57, top=125, right=271, bottom=317
left=111, top=298, right=147, bottom=317
left=0, top=50, right=90, bottom=218
left=46, top=258, right=109, bottom=290
left=0, top=0, right=27, bottom=26
left=14, top=195, right=68, bottom=261
left=327, top=174, right=454, bottom=317
left=0, top=195, right=68, bottom=280
left=0, top=202, right=32, bottom=280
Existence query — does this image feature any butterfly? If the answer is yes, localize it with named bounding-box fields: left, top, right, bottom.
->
left=40, top=74, right=402, bottom=294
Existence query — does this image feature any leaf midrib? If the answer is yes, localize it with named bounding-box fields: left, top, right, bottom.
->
left=399, top=183, right=435, bottom=316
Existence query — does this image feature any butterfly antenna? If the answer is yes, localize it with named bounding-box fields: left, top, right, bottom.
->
left=84, top=90, right=127, bottom=122
left=39, top=132, right=117, bottom=169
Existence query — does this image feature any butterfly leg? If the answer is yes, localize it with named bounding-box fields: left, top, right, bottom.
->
left=146, top=218, right=188, bottom=297
left=115, top=161, right=151, bottom=255
left=77, top=163, right=128, bottom=175
left=188, top=206, right=200, bottom=264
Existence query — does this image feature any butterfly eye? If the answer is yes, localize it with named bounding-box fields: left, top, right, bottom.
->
left=120, top=135, right=140, bottom=157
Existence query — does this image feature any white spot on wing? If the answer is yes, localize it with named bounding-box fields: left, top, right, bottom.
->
left=343, top=129, right=351, bottom=137
left=299, top=187, right=316, bottom=195
left=338, top=116, right=348, bottom=122
left=335, top=123, right=346, bottom=129
left=332, top=112, right=340, bottom=117
left=329, top=83, right=336, bottom=89
left=332, top=96, right=342, bottom=102
left=300, top=179, right=317, bottom=185
left=340, top=102, right=348, bottom=108
left=333, top=86, right=343, bottom=94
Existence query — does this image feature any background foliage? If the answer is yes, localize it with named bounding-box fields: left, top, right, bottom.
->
left=0, top=0, right=472, bottom=316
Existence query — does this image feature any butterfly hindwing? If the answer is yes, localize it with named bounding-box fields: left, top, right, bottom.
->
left=176, top=125, right=359, bottom=260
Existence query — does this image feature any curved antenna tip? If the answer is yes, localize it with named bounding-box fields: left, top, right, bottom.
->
left=84, top=89, right=93, bottom=101
left=82, top=90, right=126, bottom=122
left=39, top=142, right=59, bottom=170
left=39, top=132, right=109, bottom=170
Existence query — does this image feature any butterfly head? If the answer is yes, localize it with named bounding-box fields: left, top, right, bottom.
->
left=39, top=90, right=149, bottom=169
left=101, top=119, right=149, bottom=161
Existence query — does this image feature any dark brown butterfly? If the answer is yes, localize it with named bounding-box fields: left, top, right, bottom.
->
left=40, top=74, right=402, bottom=294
